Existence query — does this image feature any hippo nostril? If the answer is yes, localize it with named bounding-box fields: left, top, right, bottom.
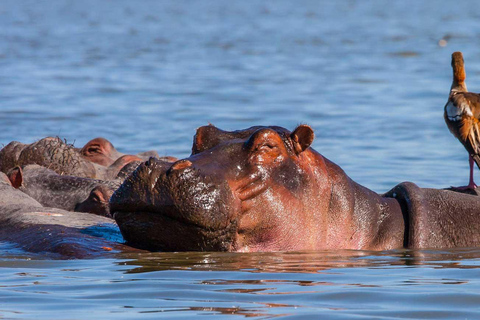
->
left=170, top=160, right=193, bottom=172
left=166, top=160, right=193, bottom=177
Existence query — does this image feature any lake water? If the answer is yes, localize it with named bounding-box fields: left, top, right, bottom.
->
left=2, top=0, right=480, bottom=318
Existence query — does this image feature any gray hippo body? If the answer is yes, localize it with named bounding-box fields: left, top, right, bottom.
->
left=0, top=172, right=138, bottom=258
left=0, top=137, right=170, bottom=180
left=7, top=165, right=121, bottom=216
left=385, top=182, right=480, bottom=248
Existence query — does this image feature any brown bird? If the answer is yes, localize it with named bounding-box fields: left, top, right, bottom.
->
left=444, top=51, right=480, bottom=189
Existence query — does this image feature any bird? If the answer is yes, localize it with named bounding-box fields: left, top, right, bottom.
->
left=444, top=51, right=480, bottom=190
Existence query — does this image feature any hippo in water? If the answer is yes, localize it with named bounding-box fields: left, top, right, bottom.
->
left=111, top=124, right=480, bottom=252
left=0, top=137, right=97, bottom=178
left=79, top=137, right=175, bottom=167
left=0, top=172, right=139, bottom=258
left=0, top=137, right=174, bottom=180
left=7, top=165, right=121, bottom=216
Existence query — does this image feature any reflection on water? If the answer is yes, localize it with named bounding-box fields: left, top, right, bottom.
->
left=118, top=248, right=480, bottom=274
left=1, top=248, right=480, bottom=319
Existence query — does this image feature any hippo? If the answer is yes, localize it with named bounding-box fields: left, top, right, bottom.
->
left=0, top=141, right=26, bottom=174
left=0, top=137, right=171, bottom=180
left=96, top=154, right=145, bottom=181
left=79, top=137, right=176, bottom=167
left=114, top=160, right=144, bottom=181
left=7, top=165, right=121, bottom=216
left=0, top=172, right=139, bottom=258
left=111, top=124, right=480, bottom=252
left=0, top=137, right=97, bottom=178
left=75, top=185, right=116, bottom=216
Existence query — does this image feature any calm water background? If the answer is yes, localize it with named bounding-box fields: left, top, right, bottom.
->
left=2, top=1, right=480, bottom=319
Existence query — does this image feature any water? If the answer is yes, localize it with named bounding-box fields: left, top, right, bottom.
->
left=2, top=250, right=480, bottom=319
left=2, top=0, right=480, bottom=318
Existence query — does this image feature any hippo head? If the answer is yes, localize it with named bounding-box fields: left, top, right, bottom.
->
left=17, top=137, right=97, bottom=178
left=111, top=125, right=335, bottom=252
left=80, top=137, right=122, bottom=167
left=0, top=141, right=26, bottom=174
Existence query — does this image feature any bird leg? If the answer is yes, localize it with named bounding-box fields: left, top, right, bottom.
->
left=452, top=155, right=478, bottom=190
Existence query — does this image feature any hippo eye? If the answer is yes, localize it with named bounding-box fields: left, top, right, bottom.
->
left=86, top=146, right=102, bottom=154
left=249, top=142, right=283, bottom=165
left=256, top=143, right=276, bottom=152
left=245, top=128, right=285, bottom=164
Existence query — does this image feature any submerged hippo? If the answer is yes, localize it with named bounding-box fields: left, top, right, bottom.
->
left=0, top=137, right=171, bottom=180
left=0, top=137, right=97, bottom=178
left=0, top=172, right=138, bottom=258
left=111, top=125, right=480, bottom=252
left=79, top=137, right=173, bottom=167
left=7, top=165, right=121, bottom=216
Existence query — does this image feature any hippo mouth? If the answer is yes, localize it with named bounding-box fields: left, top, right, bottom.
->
left=113, top=209, right=237, bottom=252
left=110, top=158, right=238, bottom=251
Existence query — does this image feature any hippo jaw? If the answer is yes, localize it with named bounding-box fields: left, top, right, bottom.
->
left=113, top=210, right=238, bottom=251
left=110, top=157, right=240, bottom=251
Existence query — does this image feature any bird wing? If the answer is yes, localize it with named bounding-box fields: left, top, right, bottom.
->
left=449, top=92, right=480, bottom=168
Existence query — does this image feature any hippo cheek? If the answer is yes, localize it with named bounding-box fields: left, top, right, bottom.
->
left=231, top=183, right=293, bottom=251
left=229, top=158, right=326, bottom=251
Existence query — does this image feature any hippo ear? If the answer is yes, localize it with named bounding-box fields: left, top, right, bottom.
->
left=192, top=125, right=221, bottom=154
left=291, top=125, right=314, bottom=154
left=89, top=186, right=112, bottom=203
left=75, top=186, right=113, bottom=216
left=7, top=166, right=23, bottom=189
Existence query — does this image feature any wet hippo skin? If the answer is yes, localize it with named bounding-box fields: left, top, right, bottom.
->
left=111, top=124, right=480, bottom=252
left=79, top=137, right=176, bottom=167
left=7, top=165, right=121, bottom=216
left=0, top=173, right=139, bottom=258
left=0, top=137, right=97, bottom=178
left=384, top=183, right=480, bottom=248
left=0, top=137, right=170, bottom=180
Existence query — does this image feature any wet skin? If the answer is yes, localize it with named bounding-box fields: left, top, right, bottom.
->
left=0, top=141, right=26, bottom=175
left=79, top=137, right=175, bottom=167
left=0, top=137, right=97, bottom=178
left=111, top=125, right=405, bottom=251
left=7, top=165, right=120, bottom=216
left=115, top=160, right=144, bottom=181
left=0, top=172, right=139, bottom=258
left=111, top=125, right=480, bottom=252
left=0, top=137, right=171, bottom=180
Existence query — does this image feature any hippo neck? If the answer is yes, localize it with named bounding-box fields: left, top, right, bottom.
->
left=323, top=158, right=405, bottom=250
